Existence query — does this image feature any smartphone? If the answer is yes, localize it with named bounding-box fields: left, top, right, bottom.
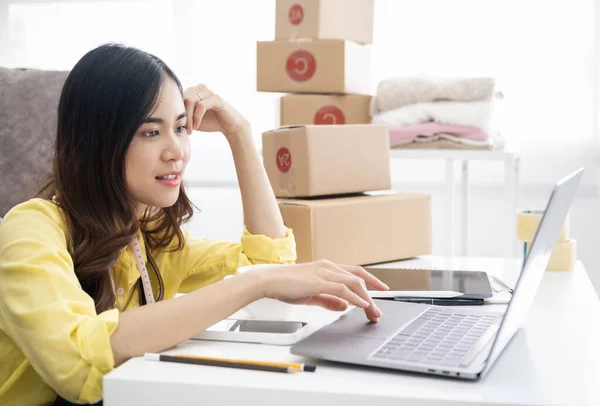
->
left=192, top=319, right=310, bottom=346
left=364, top=267, right=493, bottom=299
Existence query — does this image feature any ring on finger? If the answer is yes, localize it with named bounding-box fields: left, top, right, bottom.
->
left=195, top=92, right=203, bottom=102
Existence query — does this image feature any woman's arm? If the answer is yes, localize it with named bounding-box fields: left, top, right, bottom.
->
left=0, top=201, right=385, bottom=403
left=183, top=85, right=286, bottom=238
left=227, top=130, right=287, bottom=238
left=110, top=259, right=386, bottom=367
left=110, top=271, right=262, bottom=366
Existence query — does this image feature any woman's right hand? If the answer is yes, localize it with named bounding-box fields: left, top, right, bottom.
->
left=254, top=260, right=390, bottom=322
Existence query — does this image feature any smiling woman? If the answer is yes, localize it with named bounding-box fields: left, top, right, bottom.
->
left=0, top=43, right=388, bottom=406
left=126, top=82, right=191, bottom=216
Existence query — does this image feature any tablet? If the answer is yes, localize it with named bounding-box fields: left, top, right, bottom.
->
left=364, top=267, right=493, bottom=299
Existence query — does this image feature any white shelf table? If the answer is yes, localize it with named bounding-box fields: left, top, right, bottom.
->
left=390, top=147, right=521, bottom=258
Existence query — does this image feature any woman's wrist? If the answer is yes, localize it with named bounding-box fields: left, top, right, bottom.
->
left=225, top=125, right=253, bottom=146
left=239, top=269, right=269, bottom=301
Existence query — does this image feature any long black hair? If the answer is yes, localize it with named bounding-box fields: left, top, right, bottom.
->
left=39, top=43, right=194, bottom=312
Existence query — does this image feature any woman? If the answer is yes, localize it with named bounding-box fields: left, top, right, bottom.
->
left=0, top=43, right=387, bottom=406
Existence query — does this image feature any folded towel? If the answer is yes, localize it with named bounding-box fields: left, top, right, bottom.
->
left=372, top=100, right=494, bottom=133
left=388, top=122, right=489, bottom=146
left=390, top=133, right=506, bottom=151
left=370, top=76, right=496, bottom=115
left=392, top=137, right=495, bottom=151
left=390, top=131, right=494, bottom=148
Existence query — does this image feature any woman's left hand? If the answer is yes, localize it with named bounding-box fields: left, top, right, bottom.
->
left=183, top=84, right=250, bottom=138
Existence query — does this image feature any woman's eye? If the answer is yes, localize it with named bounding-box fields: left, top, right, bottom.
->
left=176, top=125, right=187, bottom=134
left=143, top=129, right=159, bottom=138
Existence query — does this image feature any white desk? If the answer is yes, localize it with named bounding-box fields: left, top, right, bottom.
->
left=390, top=149, right=520, bottom=258
left=104, top=256, right=600, bottom=406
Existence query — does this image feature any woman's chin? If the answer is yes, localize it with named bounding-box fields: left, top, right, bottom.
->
left=146, top=195, right=180, bottom=210
left=160, top=197, right=180, bottom=208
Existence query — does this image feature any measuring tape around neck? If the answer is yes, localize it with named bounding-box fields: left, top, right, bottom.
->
left=49, top=196, right=155, bottom=304
left=129, top=238, right=155, bottom=305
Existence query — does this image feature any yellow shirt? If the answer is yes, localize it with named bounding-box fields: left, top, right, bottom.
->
left=0, top=199, right=296, bottom=406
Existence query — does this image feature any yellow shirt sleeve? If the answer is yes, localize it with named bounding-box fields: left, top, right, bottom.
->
left=0, top=199, right=118, bottom=404
left=176, top=227, right=297, bottom=293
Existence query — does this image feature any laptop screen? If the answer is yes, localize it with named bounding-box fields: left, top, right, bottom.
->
left=481, top=168, right=583, bottom=375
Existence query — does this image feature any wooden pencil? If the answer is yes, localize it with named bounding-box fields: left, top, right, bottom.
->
left=144, top=353, right=299, bottom=374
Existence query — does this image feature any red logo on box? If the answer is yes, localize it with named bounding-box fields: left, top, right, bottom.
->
left=276, top=147, right=292, bottom=173
left=286, top=50, right=316, bottom=82
left=314, top=105, right=345, bottom=124
left=288, top=4, right=304, bottom=25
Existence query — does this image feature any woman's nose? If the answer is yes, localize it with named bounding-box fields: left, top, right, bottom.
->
left=162, top=135, right=185, bottom=161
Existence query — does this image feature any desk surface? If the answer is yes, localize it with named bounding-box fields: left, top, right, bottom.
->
left=104, top=256, right=600, bottom=406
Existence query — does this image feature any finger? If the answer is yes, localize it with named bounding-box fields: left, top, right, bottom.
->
left=323, top=281, right=369, bottom=309
left=319, top=262, right=374, bottom=301
left=182, top=91, right=206, bottom=134
left=320, top=260, right=380, bottom=290
left=183, top=98, right=196, bottom=135
left=326, top=262, right=387, bottom=290
left=306, top=294, right=349, bottom=311
left=324, top=271, right=382, bottom=321
left=182, top=87, right=209, bottom=133
left=192, top=94, right=223, bottom=131
left=192, top=100, right=206, bottom=131
left=337, top=264, right=390, bottom=291
left=319, top=261, right=384, bottom=310
left=364, top=308, right=381, bottom=323
left=315, top=260, right=382, bottom=320
left=182, top=84, right=208, bottom=102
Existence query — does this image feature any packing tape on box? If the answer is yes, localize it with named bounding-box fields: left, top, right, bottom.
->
left=524, top=239, right=577, bottom=271
left=516, top=210, right=570, bottom=242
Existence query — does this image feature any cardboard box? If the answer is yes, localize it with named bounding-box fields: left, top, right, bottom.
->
left=278, top=192, right=432, bottom=265
left=262, top=124, right=390, bottom=197
left=256, top=40, right=371, bottom=94
left=279, top=94, right=371, bottom=126
left=275, top=0, right=374, bottom=45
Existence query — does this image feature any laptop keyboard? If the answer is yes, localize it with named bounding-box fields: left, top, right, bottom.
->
left=372, top=308, right=501, bottom=367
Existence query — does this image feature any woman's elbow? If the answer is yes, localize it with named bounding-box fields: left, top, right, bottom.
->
left=49, top=362, right=107, bottom=404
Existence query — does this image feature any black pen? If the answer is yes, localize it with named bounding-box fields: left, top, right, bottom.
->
left=393, top=297, right=484, bottom=306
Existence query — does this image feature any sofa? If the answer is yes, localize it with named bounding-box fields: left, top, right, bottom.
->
left=0, top=67, right=69, bottom=218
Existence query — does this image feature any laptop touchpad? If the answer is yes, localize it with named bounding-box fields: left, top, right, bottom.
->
left=324, top=308, right=417, bottom=339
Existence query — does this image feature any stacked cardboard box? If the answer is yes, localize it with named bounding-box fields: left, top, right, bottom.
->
left=258, top=1, right=432, bottom=265
left=258, top=0, right=373, bottom=126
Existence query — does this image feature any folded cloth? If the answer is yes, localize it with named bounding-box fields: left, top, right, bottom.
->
left=390, top=133, right=506, bottom=150
left=392, top=137, right=494, bottom=151
left=370, top=76, right=496, bottom=115
left=388, top=122, right=489, bottom=146
left=391, top=132, right=495, bottom=148
left=372, top=100, right=494, bottom=133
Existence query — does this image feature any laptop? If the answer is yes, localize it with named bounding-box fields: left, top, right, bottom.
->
left=291, top=168, right=584, bottom=380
